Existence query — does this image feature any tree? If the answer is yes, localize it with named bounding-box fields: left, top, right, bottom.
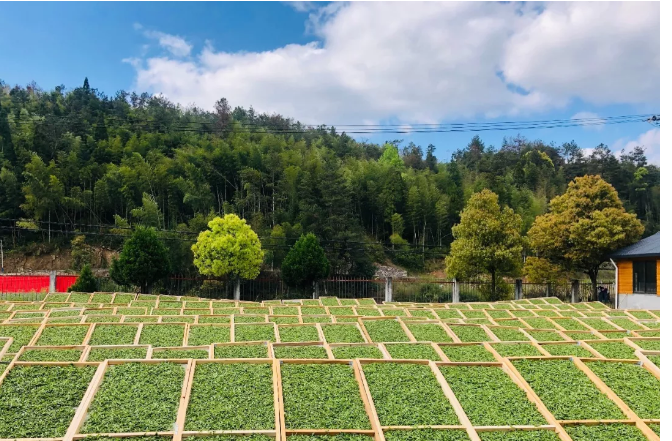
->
left=527, top=175, right=644, bottom=299
left=68, top=264, right=99, bottom=293
left=281, top=233, right=330, bottom=296
left=110, top=227, right=170, bottom=293
left=191, top=214, right=264, bottom=299
left=445, top=189, right=523, bottom=300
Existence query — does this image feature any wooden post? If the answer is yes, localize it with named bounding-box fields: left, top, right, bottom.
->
left=452, top=279, right=460, bottom=303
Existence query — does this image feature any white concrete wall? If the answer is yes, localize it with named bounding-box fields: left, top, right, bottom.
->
left=617, top=293, right=659, bottom=310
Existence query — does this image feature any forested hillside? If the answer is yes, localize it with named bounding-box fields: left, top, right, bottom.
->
left=0, top=79, right=660, bottom=276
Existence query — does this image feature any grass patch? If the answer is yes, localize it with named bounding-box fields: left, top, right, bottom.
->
left=385, top=343, right=440, bottom=360
left=637, top=330, right=660, bottom=337
left=331, top=345, right=384, bottom=359
left=273, top=306, right=299, bottom=315
left=0, top=365, right=96, bottom=438
left=449, top=326, right=491, bottom=342
left=214, top=344, right=269, bottom=358
left=648, top=355, right=660, bottom=367
left=69, top=293, right=92, bottom=302
left=320, top=298, right=340, bottom=306
left=282, top=363, right=371, bottom=429
left=152, top=348, right=209, bottom=359
left=36, top=325, right=89, bottom=346
left=19, top=348, right=83, bottom=362
left=302, top=307, right=328, bottom=315
left=552, top=318, right=588, bottom=331
left=384, top=430, right=470, bottom=441
left=406, top=323, right=453, bottom=342
left=564, top=424, right=647, bottom=441
left=588, top=341, right=637, bottom=359
left=491, top=343, right=542, bottom=357
left=235, top=324, right=276, bottom=342
left=648, top=423, right=660, bottom=436
left=527, top=330, right=564, bottom=342
left=188, top=325, right=231, bottom=346
left=486, top=310, right=512, bottom=319
left=87, top=347, right=148, bottom=361
left=139, top=324, right=185, bottom=347
left=185, top=363, right=275, bottom=431
left=608, top=318, right=645, bottom=330
left=588, top=361, right=659, bottom=419
left=478, top=431, right=560, bottom=441
left=117, top=307, right=146, bottom=315
left=362, top=320, right=410, bottom=342
left=81, top=362, right=184, bottom=433
left=357, top=308, right=383, bottom=317
left=198, top=315, right=232, bottom=323
left=522, top=318, right=555, bottom=329
left=322, top=324, right=365, bottom=343
left=162, top=316, right=196, bottom=323
left=91, top=293, right=113, bottom=303
left=488, top=327, right=529, bottom=342
left=302, top=316, right=334, bottom=324
left=633, top=339, right=659, bottom=351
left=579, top=318, right=617, bottom=330
left=440, top=365, right=546, bottom=426
left=509, top=310, right=535, bottom=317
left=441, top=344, right=496, bottom=362
left=433, top=309, right=463, bottom=319
left=279, top=326, right=320, bottom=342
left=234, top=315, right=267, bottom=323
left=89, top=324, right=138, bottom=345
left=511, top=359, right=625, bottom=420
left=362, top=362, right=459, bottom=426
left=113, top=294, right=135, bottom=304
left=542, top=343, right=594, bottom=357
left=49, top=309, right=82, bottom=317
left=274, top=345, right=328, bottom=359
left=0, top=325, right=39, bottom=351
left=123, top=315, right=160, bottom=323
left=86, top=314, right=123, bottom=323
left=270, top=316, right=301, bottom=324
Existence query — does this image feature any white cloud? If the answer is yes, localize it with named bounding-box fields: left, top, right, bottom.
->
left=570, top=111, right=605, bottom=131
left=126, top=2, right=659, bottom=124
left=135, top=24, right=192, bottom=57
left=612, top=128, right=660, bottom=165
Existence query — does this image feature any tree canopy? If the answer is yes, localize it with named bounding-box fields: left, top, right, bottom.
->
left=526, top=175, right=644, bottom=295
left=281, top=233, right=330, bottom=289
left=192, top=214, right=264, bottom=280
left=445, top=189, right=523, bottom=300
left=68, top=264, right=98, bottom=293
left=110, top=226, right=170, bottom=293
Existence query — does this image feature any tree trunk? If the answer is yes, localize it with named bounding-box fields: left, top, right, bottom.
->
left=587, top=269, right=599, bottom=301
left=490, top=270, right=496, bottom=301
left=234, top=278, right=241, bottom=301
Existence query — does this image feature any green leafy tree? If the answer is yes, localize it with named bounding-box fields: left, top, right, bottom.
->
left=445, top=189, right=523, bottom=300
left=527, top=175, right=644, bottom=298
left=68, top=264, right=99, bottom=293
left=110, top=227, right=170, bottom=293
left=281, top=233, right=330, bottom=295
left=191, top=214, right=264, bottom=299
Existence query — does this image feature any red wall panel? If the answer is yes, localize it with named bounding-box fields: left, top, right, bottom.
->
left=55, top=275, right=78, bottom=293
left=0, top=275, right=50, bottom=293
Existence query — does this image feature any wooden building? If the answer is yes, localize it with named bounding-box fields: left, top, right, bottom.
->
left=610, top=232, right=660, bottom=309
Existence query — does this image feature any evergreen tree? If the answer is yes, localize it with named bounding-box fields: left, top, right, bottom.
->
left=281, top=233, right=330, bottom=294
left=68, top=264, right=99, bottom=293
left=110, top=227, right=170, bottom=293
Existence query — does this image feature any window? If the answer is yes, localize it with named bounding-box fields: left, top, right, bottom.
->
left=633, top=260, right=657, bottom=294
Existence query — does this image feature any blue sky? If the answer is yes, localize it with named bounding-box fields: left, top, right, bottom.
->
left=0, top=2, right=660, bottom=163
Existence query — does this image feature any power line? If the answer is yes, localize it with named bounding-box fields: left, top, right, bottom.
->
left=7, top=113, right=657, bottom=135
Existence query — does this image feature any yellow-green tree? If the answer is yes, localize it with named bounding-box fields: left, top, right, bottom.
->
left=526, top=175, right=644, bottom=298
left=192, top=214, right=264, bottom=299
left=445, top=189, right=523, bottom=300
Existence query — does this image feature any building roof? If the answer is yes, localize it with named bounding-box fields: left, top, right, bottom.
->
left=610, top=232, right=660, bottom=259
